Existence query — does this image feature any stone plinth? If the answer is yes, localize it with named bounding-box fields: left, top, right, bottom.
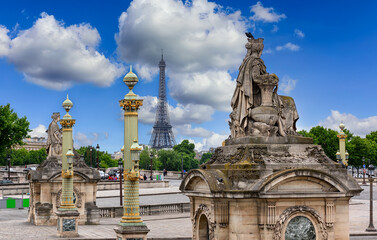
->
left=56, top=210, right=80, bottom=237
left=180, top=136, right=362, bottom=240
left=114, top=224, right=150, bottom=240
left=27, top=155, right=100, bottom=225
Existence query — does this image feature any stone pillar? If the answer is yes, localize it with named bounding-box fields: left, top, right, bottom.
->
left=114, top=66, right=149, bottom=239
left=56, top=95, right=80, bottom=237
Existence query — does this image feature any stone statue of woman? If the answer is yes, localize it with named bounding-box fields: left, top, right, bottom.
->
left=46, top=112, right=62, bottom=157
left=230, top=34, right=299, bottom=138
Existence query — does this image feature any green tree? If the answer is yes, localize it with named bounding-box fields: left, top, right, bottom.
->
left=366, top=131, right=377, bottom=144
left=158, top=150, right=180, bottom=171
left=348, top=136, right=377, bottom=167
left=200, top=152, right=213, bottom=164
left=76, top=146, right=98, bottom=167
left=99, top=153, right=118, bottom=168
left=8, top=148, right=47, bottom=166
left=173, top=140, right=198, bottom=171
left=0, top=104, right=30, bottom=164
left=299, top=126, right=339, bottom=161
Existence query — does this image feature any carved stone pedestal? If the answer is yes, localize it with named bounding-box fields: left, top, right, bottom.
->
left=114, top=223, right=150, bottom=240
left=56, top=210, right=80, bottom=238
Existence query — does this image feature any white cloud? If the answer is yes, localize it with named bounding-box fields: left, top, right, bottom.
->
left=0, top=26, right=10, bottom=57
left=263, top=49, right=273, bottom=54
left=250, top=1, right=286, bottom=23
left=134, top=64, right=158, bottom=82
left=188, top=131, right=228, bottom=151
left=29, top=124, right=47, bottom=138
left=169, top=71, right=235, bottom=112
left=176, top=124, right=212, bottom=138
left=271, top=25, right=279, bottom=33
left=276, top=42, right=300, bottom=51
left=320, top=111, right=377, bottom=137
left=74, top=132, right=108, bottom=147
left=138, top=96, right=215, bottom=125
left=116, top=0, right=246, bottom=73
left=5, top=13, right=124, bottom=90
left=294, top=29, right=305, bottom=38
left=116, top=0, right=246, bottom=112
left=279, top=75, right=297, bottom=94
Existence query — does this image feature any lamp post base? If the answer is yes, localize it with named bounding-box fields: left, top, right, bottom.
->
left=56, top=210, right=80, bottom=238
left=366, top=226, right=377, bottom=232
left=114, top=223, right=149, bottom=240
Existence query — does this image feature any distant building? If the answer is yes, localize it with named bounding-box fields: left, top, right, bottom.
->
left=13, top=137, right=47, bottom=151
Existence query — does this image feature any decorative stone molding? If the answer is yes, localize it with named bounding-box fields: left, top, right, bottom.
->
left=56, top=186, right=82, bottom=208
left=192, top=204, right=215, bottom=240
left=325, top=201, right=335, bottom=227
left=272, top=205, right=327, bottom=240
left=215, top=201, right=229, bottom=227
left=267, top=201, right=276, bottom=229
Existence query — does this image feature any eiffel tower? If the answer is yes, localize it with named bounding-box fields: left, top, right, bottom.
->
left=149, top=52, right=176, bottom=149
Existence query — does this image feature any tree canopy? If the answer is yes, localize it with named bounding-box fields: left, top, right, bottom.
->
left=0, top=104, right=30, bottom=158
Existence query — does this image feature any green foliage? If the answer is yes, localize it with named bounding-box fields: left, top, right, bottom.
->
left=99, top=153, right=118, bottom=168
left=200, top=152, right=213, bottom=164
left=158, top=150, right=180, bottom=171
left=0, top=104, right=30, bottom=158
left=173, top=140, right=198, bottom=171
left=348, top=136, right=377, bottom=167
left=4, top=148, right=47, bottom=166
left=76, top=146, right=99, bottom=167
left=299, top=126, right=339, bottom=161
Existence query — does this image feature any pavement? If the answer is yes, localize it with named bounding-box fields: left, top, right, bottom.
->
left=2, top=180, right=377, bottom=239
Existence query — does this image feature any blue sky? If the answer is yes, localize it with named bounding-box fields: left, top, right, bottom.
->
left=1, top=0, right=377, bottom=153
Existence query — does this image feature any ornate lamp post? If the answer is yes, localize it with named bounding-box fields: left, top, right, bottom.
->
left=56, top=95, right=79, bottom=238
left=114, top=66, right=149, bottom=240
left=363, top=157, right=367, bottom=185
left=96, top=144, right=100, bottom=170
left=7, top=154, right=11, bottom=180
left=149, top=152, right=153, bottom=180
left=118, top=158, right=123, bottom=206
left=366, top=162, right=376, bottom=232
left=181, top=155, right=184, bottom=179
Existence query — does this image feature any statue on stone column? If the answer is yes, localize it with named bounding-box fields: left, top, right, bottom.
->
left=46, top=112, right=62, bottom=157
left=229, top=33, right=299, bottom=138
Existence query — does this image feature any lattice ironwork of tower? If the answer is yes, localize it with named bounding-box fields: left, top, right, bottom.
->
left=149, top=53, right=176, bottom=149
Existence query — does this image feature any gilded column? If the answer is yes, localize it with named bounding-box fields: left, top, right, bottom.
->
left=56, top=95, right=79, bottom=238
left=59, top=95, right=76, bottom=210
left=115, top=66, right=149, bottom=239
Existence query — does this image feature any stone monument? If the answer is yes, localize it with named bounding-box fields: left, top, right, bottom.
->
left=180, top=34, right=362, bottom=240
left=28, top=98, right=100, bottom=227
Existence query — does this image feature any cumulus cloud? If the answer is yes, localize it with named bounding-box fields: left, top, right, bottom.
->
left=250, top=1, right=286, bottom=23
left=176, top=124, right=212, bottom=138
left=138, top=96, right=215, bottom=125
left=169, top=71, right=235, bottom=112
left=320, top=111, right=377, bottom=137
left=0, top=26, right=10, bottom=57
left=279, top=75, right=297, bottom=94
left=276, top=42, right=300, bottom=51
left=188, top=131, right=228, bottom=151
left=29, top=124, right=47, bottom=138
left=116, top=0, right=245, bottom=111
left=134, top=64, right=158, bottom=82
left=294, top=29, right=305, bottom=38
left=74, top=132, right=108, bottom=147
left=4, top=13, right=124, bottom=90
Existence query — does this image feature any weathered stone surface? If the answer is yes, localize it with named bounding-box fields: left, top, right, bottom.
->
left=181, top=138, right=362, bottom=240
